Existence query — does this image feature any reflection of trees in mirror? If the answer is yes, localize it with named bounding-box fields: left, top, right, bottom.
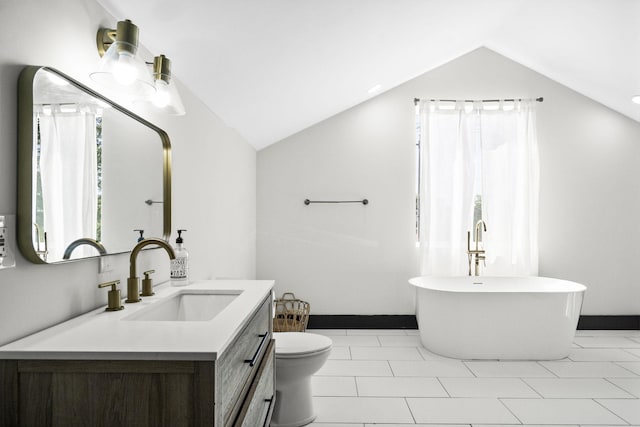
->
left=96, top=116, right=103, bottom=242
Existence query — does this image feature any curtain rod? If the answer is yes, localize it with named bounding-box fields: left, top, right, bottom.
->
left=414, top=97, right=543, bottom=105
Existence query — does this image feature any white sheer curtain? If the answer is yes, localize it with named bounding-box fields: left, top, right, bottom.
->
left=38, top=107, right=98, bottom=260
left=418, top=99, right=539, bottom=276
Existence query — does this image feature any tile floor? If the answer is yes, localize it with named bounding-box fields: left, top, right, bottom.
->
left=305, top=329, right=640, bottom=426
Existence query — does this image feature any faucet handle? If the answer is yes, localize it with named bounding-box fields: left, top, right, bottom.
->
left=140, top=269, right=156, bottom=297
left=98, top=280, right=124, bottom=312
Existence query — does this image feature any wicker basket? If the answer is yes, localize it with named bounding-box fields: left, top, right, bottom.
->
left=273, top=292, right=310, bottom=332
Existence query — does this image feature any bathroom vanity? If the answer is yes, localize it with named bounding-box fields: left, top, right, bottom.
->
left=0, top=280, right=275, bottom=427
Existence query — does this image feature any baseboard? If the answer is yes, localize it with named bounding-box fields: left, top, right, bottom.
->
left=307, top=315, right=418, bottom=330
left=308, top=315, right=640, bottom=330
left=577, top=315, right=640, bottom=330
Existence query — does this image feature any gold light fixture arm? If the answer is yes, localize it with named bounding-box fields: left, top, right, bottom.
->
left=96, top=19, right=139, bottom=57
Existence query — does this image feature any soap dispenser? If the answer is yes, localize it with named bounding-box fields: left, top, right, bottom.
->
left=170, top=229, right=189, bottom=286
left=134, top=229, right=145, bottom=242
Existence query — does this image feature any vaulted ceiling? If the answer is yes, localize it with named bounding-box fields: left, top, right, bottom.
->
left=97, top=0, right=640, bottom=150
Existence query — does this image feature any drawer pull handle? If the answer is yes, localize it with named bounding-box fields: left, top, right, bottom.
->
left=244, top=332, right=270, bottom=367
left=263, top=395, right=275, bottom=427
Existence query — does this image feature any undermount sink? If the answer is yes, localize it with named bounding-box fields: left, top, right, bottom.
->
left=123, top=290, right=242, bottom=321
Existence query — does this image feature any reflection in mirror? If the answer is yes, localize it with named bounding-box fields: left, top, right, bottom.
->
left=18, top=66, right=171, bottom=264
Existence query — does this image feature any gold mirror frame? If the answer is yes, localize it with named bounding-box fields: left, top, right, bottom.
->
left=17, top=66, right=172, bottom=264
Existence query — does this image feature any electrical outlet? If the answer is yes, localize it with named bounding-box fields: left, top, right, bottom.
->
left=0, top=216, right=6, bottom=258
left=0, top=214, right=16, bottom=269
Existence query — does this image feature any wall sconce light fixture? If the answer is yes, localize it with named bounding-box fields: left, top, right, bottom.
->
left=90, top=19, right=186, bottom=115
left=90, top=19, right=155, bottom=97
left=150, top=55, right=186, bottom=115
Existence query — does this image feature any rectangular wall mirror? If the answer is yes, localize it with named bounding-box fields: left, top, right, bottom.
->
left=17, top=66, right=171, bottom=264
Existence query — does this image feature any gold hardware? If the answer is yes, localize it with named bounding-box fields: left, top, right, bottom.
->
left=96, top=19, right=139, bottom=58
left=98, top=280, right=124, bottom=311
left=153, top=55, right=172, bottom=84
left=141, top=269, right=156, bottom=296
left=467, top=220, right=487, bottom=276
left=126, top=238, right=176, bottom=303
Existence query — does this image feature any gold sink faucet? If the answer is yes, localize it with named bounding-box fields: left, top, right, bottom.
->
left=126, top=238, right=176, bottom=303
left=467, top=220, right=487, bottom=276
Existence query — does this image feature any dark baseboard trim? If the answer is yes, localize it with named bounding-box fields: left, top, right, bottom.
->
left=577, top=315, right=640, bottom=330
left=308, top=315, right=418, bottom=330
left=308, top=315, right=640, bottom=330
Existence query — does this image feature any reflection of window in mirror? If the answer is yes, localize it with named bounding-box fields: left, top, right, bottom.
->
left=34, top=106, right=104, bottom=260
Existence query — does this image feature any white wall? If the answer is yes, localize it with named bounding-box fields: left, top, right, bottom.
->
left=0, top=0, right=256, bottom=345
left=257, top=47, right=640, bottom=316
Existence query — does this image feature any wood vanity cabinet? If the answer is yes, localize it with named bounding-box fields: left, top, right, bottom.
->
left=0, top=295, right=275, bottom=427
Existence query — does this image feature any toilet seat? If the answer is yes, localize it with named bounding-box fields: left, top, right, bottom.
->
left=274, top=332, right=332, bottom=358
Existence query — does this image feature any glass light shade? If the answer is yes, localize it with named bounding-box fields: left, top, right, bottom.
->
left=90, top=41, right=155, bottom=98
left=151, top=79, right=186, bottom=115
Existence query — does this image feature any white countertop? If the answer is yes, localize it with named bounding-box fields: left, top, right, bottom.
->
left=0, top=279, right=274, bottom=361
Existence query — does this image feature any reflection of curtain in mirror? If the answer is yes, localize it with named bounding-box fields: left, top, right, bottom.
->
left=38, top=106, right=98, bottom=260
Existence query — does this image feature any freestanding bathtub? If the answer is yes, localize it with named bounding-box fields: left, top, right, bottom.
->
left=408, top=276, right=586, bottom=360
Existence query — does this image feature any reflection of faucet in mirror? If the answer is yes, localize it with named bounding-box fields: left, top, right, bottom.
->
left=33, top=223, right=48, bottom=262
left=126, top=238, right=176, bottom=303
left=62, top=238, right=107, bottom=260
left=467, top=220, right=487, bottom=276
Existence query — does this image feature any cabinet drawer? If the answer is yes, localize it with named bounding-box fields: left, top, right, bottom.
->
left=218, top=295, right=271, bottom=425
left=235, top=340, right=275, bottom=427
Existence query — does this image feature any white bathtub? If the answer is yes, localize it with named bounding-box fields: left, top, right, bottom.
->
left=408, top=276, right=586, bottom=360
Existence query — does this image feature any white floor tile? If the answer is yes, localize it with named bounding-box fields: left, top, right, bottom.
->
left=307, top=329, right=640, bottom=426
left=464, top=361, right=555, bottom=377
left=389, top=360, right=474, bottom=377
left=356, top=376, right=448, bottom=397
left=346, top=329, right=407, bottom=335
left=312, top=376, right=358, bottom=396
left=327, top=346, right=351, bottom=360
left=366, top=425, right=467, bottom=427
left=316, top=360, right=392, bottom=377
left=608, top=378, right=640, bottom=397
left=307, top=329, right=347, bottom=336
left=406, top=397, right=519, bottom=424
left=596, top=399, right=640, bottom=424
left=615, top=361, right=640, bottom=375
left=440, top=377, right=540, bottom=398
left=574, top=336, right=640, bottom=348
left=568, top=348, right=640, bottom=362
left=378, top=335, right=422, bottom=347
left=309, top=423, right=363, bottom=427
left=523, top=378, right=635, bottom=398
left=417, top=346, right=456, bottom=360
left=325, top=335, right=380, bottom=347
left=501, top=398, right=627, bottom=424
left=350, top=346, right=423, bottom=361
left=477, top=425, right=577, bottom=427
left=313, top=396, right=414, bottom=424
left=540, top=361, right=639, bottom=378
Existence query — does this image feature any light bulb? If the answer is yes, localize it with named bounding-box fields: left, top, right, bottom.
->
left=152, top=80, right=171, bottom=107
left=112, top=52, right=138, bottom=85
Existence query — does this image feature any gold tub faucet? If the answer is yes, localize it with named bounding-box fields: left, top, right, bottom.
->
left=467, top=220, right=487, bottom=276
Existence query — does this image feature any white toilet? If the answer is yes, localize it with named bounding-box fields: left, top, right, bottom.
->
left=271, top=332, right=332, bottom=427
